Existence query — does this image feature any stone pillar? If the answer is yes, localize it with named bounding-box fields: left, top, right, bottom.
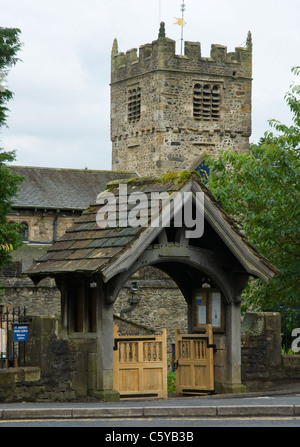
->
left=95, top=280, right=120, bottom=402
left=222, top=302, right=246, bottom=393
left=241, top=312, right=282, bottom=388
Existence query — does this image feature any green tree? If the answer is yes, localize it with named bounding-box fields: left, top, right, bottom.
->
left=0, top=27, right=23, bottom=270
left=205, top=67, right=300, bottom=313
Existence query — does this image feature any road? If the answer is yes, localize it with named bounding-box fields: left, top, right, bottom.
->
left=1, top=416, right=300, bottom=427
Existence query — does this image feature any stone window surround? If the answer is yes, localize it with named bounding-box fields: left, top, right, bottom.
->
left=128, top=85, right=141, bottom=123
left=193, top=82, right=221, bottom=122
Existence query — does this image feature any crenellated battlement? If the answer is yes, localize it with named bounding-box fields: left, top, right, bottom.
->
left=111, top=23, right=252, bottom=83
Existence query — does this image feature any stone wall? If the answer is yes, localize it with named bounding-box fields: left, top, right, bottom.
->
left=0, top=316, right=77, bottom=402
left=0, top=367, right=41, bottom=402
left=1, top=276, right=61, bottom=317
left=8, top=209, right=78, bottom=244
left=0, top=315, right=101, bottom=402
left=241, top=312, right=300, bottom=390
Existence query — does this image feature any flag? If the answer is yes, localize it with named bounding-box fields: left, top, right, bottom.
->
left=174, top=17, right=185, bottom=26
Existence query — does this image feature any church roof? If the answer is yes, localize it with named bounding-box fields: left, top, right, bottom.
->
left=25, top=171, right=278, bottom=284
left=9, top=166, right=136, bottom=211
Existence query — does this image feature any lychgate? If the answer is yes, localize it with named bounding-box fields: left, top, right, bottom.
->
left=26, top=172, right=277, bottom=400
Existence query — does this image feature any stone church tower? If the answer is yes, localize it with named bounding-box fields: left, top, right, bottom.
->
left=111, top=23, right=252, bottom=176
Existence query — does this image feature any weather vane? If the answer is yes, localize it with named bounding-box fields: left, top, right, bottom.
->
left=174, top=0, right=186, bottom=55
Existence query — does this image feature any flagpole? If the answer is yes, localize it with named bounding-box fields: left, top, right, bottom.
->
left=180, top=0, right=185, bottom=55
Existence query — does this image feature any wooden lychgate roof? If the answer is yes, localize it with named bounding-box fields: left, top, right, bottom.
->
left=25, top=171, right=278, bottom=284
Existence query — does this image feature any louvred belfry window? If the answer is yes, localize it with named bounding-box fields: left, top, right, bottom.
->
left=128, top=86, right=141, bottom=123
left=193, top=83, right=221, bottom=121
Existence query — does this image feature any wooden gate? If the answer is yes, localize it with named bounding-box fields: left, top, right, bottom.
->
left=175, top=325, right=215, bottom=394
left=113, top=325, right=168, bottom=399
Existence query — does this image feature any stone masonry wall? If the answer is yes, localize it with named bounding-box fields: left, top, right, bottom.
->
left=0, top=316, right=99, bottom=402
left=8, top=210, right=77, bottom=243
left=241, top=312, right=300, bottom=390
left=1, top=277, right=61, bottom=317
left=0, top=316, right=77, bottom=402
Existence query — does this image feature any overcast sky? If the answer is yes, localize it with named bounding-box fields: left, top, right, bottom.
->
left=1, top=0, right=299, bottom=170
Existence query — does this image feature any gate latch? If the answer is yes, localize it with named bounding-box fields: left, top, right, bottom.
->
left=207, top=343, right=217, bottom=353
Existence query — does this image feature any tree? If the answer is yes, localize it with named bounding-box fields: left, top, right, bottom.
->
left=204, top=67, right=300, bottom=313
left=0, top=27, right=23, bottom=270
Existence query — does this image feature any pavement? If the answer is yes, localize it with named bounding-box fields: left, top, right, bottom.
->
left=1, top=382, right=300, bottom=420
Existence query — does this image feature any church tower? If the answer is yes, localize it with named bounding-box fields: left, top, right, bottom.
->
left=111, top=23, right=252, bottom=176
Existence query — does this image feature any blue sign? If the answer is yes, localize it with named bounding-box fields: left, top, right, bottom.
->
left=14, top=324, right=29, bottom=342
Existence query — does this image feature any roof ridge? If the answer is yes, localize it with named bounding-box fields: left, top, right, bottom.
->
left=106, top=171, right=200, bottom=189
left=8, top=165, right=135, bottom=174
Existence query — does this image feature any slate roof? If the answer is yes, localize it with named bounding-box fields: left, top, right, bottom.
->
left=25, top=171, right=278, bottom=284
left=9, top=166, right=136, bottom=211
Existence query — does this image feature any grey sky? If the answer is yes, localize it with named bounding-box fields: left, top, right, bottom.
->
left=1, top=0, right=299, bottom=170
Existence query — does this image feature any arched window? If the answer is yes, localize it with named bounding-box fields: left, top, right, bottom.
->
left=20, top=222, right=29, bottom=242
